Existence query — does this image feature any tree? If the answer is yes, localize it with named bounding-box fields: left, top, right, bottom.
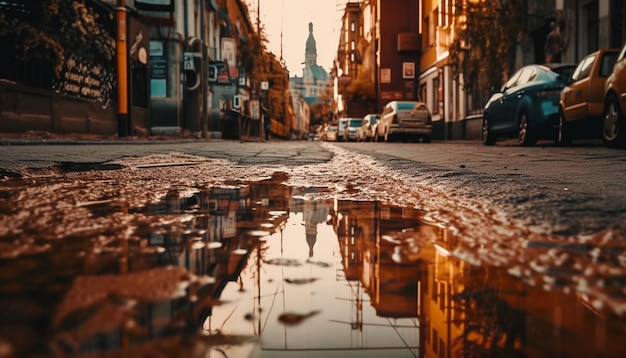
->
left=448, top=0, right=526, bottom=92
left=309, top=83, right=334, bottom=126
left=237, top=11, right=291, bottom=123
left=0, top=0, right=115, bottom=75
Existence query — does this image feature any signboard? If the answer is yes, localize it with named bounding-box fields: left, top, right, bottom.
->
left=380, top=68, right=391, bottom=83
left=150, top=41, right=167, bottom=97
left=403, top=62, right=415, bottom=79
left=53, top=53, right=114, bottom=107
left=135, top=0, right=174, bottom=12
left=221, top=38, right=237, bottom=78
left=261, top=81, right=269, bottom=90
left=208, top=61, right=230, bottom=84
left=380, top=91, right=403, bottom=100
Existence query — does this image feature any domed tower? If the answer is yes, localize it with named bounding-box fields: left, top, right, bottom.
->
left=305, top=22, right=317, bottom=67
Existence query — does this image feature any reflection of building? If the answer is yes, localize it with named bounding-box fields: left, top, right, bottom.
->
left=335, top=200, right=426, bottom=320
left=289, top=197, right=332, bottom=257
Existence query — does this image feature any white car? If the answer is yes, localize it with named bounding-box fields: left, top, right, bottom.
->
left=357, top=114, right=379, bottom=142
left=336, top=118, right=350, bottom=142
left=324, top=125, right=338, bottom=141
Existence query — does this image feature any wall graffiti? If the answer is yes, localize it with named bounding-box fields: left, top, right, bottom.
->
left=52, top=54, right=116, bottom=108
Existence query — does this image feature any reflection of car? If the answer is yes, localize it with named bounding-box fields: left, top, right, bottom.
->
left=343, top=118, right=363, bottom=142
left=482, top=63, right=576, bottom=146
left=324, top=125, right=338, bottom=141
left=337, top=118, right=350, bottom=142
left=559, top=49, right=620, bottom=145
left=357, top=114, right=379, bottom=142
left=603, top=43, right=626, bottom=147
left=375, top=101, right=432, bottom=143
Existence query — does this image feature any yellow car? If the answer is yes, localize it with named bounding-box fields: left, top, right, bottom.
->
left=603, top=43, right=626, bottom=147
left=559, top=48, right=620, bottom=145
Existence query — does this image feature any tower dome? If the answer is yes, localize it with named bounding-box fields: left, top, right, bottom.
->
left=305, top=22, right=317, bottom=66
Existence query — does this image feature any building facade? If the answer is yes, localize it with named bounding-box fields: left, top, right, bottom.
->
left=335, top=0, right=626, bottom=140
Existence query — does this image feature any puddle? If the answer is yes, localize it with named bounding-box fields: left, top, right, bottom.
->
left=0, top=173, right=625, bottom=357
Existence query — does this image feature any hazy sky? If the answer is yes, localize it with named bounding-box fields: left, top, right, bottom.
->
left=248, top=0, right=346, bottom=76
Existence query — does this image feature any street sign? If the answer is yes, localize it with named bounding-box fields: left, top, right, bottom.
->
left=261, top=81, right=269, bottom=90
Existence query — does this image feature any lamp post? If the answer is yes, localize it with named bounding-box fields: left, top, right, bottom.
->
left=116, top=0, right=128, bottom=137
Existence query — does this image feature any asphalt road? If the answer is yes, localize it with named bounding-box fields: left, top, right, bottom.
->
left=1, top=138, right=625, bottom=239
left=2, top=137, right=626, bottom=314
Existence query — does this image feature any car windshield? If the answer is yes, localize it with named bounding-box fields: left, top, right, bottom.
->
left=348, top=119, right=361, bottom=127
left=550, top=64, right=576, bottom=80
left=397, top=102, right=416, bottom=110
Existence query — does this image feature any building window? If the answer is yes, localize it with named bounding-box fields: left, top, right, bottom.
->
left=424, top=16, right=430, bottom=47
left=351, top=40, right=355, bottom=51
left=351, top=20, right=356, bottom=32
left=432, top=77, right=439, bottom=114
left=429, top=11, right=436, bottom=45
left=350, top=53, right=355, bottom=62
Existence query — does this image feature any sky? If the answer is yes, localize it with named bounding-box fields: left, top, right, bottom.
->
left=247, top=0, right=346, bottom=76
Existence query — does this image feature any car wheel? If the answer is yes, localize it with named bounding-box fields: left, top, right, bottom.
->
left=518, top=112, right=536, bottom=146
left=482, top=117, right=496, bottom=145
left=557, top=109, right=572, bottom=146
left=603, top=95, right=625, bottom=147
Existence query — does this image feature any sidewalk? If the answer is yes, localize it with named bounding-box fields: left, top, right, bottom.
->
left=0, top=131, right=234, bottom=145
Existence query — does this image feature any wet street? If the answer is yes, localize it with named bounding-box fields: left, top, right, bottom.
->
left=1, top=139, right=626, bottom=357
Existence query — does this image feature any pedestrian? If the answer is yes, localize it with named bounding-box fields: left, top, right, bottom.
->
left=264, top=114, right=271, bottom=140
left=544, top=21, right=561, bottom=64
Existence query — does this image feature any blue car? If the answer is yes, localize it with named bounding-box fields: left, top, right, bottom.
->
left=482, top=63, right=576, bottom=146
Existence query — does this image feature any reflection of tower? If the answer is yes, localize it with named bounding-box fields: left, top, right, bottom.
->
left=303, top=199, right=329, bottom=257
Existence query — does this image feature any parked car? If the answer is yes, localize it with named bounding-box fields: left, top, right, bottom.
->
left=482, top=63, right=576, bottom=146
left=343, top=118, right=363, bottom=142
left=558, top=48, right=620, bottom=145
left=336, top=118, right=350, bottom=142
left=324, top=125, right=338, bottom=141
left=357, top=114, right=379, bottom=142
left=603, top=42, right=626, bottom=147
left=375, top=101, right=432, bottom=143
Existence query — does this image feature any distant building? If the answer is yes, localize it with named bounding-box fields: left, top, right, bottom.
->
left=290, top=22, right=330, bottom=102
left=290, top=22, right=330, bottom=135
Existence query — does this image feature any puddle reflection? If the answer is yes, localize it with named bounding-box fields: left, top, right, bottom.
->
left=0, top=173, right=625, bottom=357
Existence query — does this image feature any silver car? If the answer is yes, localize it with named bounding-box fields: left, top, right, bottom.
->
left=343, top=118, right=363, bottom=142
left=357, top=114, right=379, bottom=142
left=336, top=118, right=350, bottom=142
left=375, top=101, right=432, bottom=143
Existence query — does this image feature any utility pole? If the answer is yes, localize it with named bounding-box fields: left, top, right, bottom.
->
left=257, top=0, right=261, bottom=33
left=116, top=0, right=128, bottom=137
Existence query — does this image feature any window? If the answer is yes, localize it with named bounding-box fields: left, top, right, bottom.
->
left=432, top=77, right=439, bottom=114
left=351, top=40, right=355, bottom=51
left=600, top=52, right=619, bottom=77
left=351, top=20, right=355, bottom=32
left=571, top=55, right=595, bottom=82
left=503, top=69, right=522, bottom=90
left=424, top=16, right=430, bottom=47
left=516, top=68, right=536, bottom=86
